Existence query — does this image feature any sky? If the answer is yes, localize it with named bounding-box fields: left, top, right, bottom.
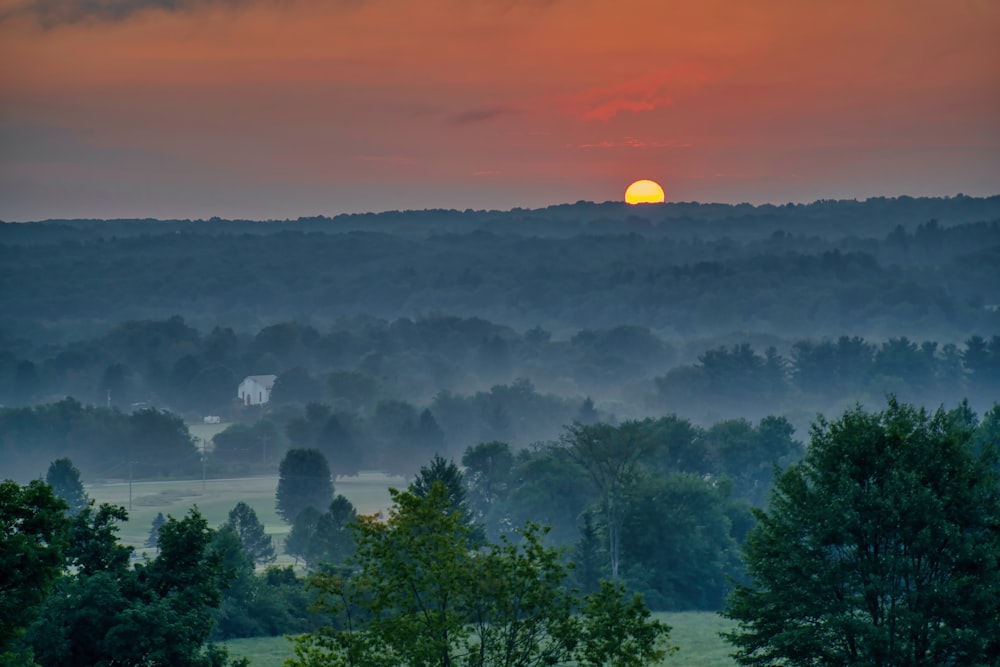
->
left=1, top=0, right=998, bottom=221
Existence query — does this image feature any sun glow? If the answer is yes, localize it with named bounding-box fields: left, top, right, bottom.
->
left=624, top=179, right=665, bottom=204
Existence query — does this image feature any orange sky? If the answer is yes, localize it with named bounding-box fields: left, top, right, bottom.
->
left=1, top=0, right=998, bottom=220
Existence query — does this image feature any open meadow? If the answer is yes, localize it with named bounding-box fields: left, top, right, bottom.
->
left=223, top=611, right=738, bottom=666
left=86, top=469, right=741, bottom=666
left=86, top=471, right=406, bottom=556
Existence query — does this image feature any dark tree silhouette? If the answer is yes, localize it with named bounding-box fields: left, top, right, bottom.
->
left=225, top=502, right=276, bottom=565
left=45, top=458, right=88, bottom=516
left=275, top=449, right=333, bottom=524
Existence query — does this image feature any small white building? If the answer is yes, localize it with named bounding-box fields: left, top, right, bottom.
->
left=238, top=375, right=277, bottom=406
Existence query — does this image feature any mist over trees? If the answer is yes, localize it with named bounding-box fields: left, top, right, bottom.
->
left=2, top=197, right=999, bottom=347
left=1, top=196, right=998, bottom=660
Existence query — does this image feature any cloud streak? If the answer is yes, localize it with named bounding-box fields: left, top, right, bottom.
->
left=559, top=64, right=709, bottom=122
left=0, top=0, right=320, bottom=26
left=448, top=106, right=510, bottom=127
left=572, top=137, right=688, bottom=149
left=3, top=0, right=231, bottom=25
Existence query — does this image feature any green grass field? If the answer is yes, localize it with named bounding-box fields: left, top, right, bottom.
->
left=222, top=612, right=737, bottom=666
left=86, top=471, right=406, bottom=557
left=87, top=468, right=738, bottom=666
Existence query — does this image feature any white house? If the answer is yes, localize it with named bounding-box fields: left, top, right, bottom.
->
left=238, top=374, right=277, bottom=406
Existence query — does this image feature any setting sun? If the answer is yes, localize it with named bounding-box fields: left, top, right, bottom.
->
left=625, top=180, right=665, bottom=204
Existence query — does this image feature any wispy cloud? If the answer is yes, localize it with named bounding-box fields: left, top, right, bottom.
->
left=572, top=137, right=691, bottom=149
left=2, top=0, right=238, bottom=25
left=0, top=0, right=348, bottom=26
left=353, top=154, right=416, bottom=166
left=448, top=106, right=509, bottom=127
left=559, top=64, right=708, bottom=122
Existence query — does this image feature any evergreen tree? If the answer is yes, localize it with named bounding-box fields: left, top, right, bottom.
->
left=284, top=507, right=321, bottom=568
left=146, top=511, right=166, bottom=550
left=45, top=457, right=88, bottom=516
left=310, top=495, right=357, bottom=569
left=225, top=502, right=276, bottom=565
left=410, top=454, right=481, bottom=541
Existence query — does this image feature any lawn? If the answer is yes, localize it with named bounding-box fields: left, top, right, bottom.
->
left=86, top=471, right=406, bottom=556
left=222, top=612, right=737, bottom=666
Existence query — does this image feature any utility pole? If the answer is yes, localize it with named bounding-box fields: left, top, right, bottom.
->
left=128, top=459, right=133, bottom=511
left=200, top=438, right=207, bottom=492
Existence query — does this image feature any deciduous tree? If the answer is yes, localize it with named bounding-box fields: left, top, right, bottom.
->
left=0, top=479, right=69, bottom=662
left=276, top=448, right=333, bottom=524
left=288, top=482, right=672, bottom=667
left=724, top=399, right=1000, bottom=666
left=29, top=506, right=246, bottom=667
left=559, top=420, right=657, bottom=579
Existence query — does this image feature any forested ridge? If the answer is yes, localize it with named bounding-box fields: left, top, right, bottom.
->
left=2, top=196, right=999, bottom=344
left=2, top=196, right=999, bottom=665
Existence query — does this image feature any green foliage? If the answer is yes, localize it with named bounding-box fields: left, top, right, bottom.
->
left=45, top=457, right=88, bottom=515
left=560, top=420, right=659, bottom=579
left=284, top=507, right=322, bottom=567
left=226, top=501, right=276, bottom=564
left=462, top=441, right=515, bottom=539
left=0, top=479, right=69, bottom=658
left=620, top=474, right=744, bottom=610
left=723, top=399, right=1000, bottom=666
left=284, top=496, right=358, bottom=571
left=410, top=453, right=481, bottom=541
left=211, top=519, right=316, bottom=641
left=276, top=448, right=334, bottom=524
left=311, top=496, right=357, bottom=568
left=271, top=367, right=325, bottom=406
left=703, top=416, right=801, bottom=505
left=0, top=398, right=200, bottom=482
left=66, top=502, right=133, bottom=575
left=288, top=481, right=672, bottom=667
left=573, top=510, right=605, bottom=594
left=29, top=505, right=247, bottom=666
left=284, top=404, right=365, bottom=477
left=503, top=446, right=592, bottom=546
left=576, top=581, right=677, bottom=667
left=212, top=420, right=284, bottom=467
left=326, top=370, right=379, bottom=412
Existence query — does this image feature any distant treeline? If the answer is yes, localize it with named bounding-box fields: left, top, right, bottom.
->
left=1, top=314, right=997, bottom=480
left=1, top=313, right=997, bottom=426
left=2, top=197, right=999, bottom=344
left=0, top=398, right=199, bottom=481
left=0, top=395, right=801, bottom=609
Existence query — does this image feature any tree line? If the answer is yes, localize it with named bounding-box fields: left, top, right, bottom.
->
left=1, top=311, right=997, bottom=459
left=3, top=198, right=999, bottom=349
left=4, top=397, right=998, bottom=665
left=269, top=411, right=800, bottom=610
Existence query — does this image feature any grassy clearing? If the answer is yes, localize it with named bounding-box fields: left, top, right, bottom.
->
left=222, top=612, right=737, bottom=667
left=661, top=612, right=737, bottom=666
left=222, top=636, right=294, bottom=667
left=86, top=471, right=405, bottom=557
